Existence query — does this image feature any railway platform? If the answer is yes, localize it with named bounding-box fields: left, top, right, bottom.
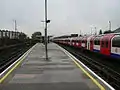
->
left=0, top=43, right=113, bottom=90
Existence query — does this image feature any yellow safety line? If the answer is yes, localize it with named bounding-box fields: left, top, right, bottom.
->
left=57, top=45, right=105, bottom=90
left=72, top=59, right=105, bottom=90
left=0, top=56, right=25, bottom=83
left=0, top=44, right=36, bottom=83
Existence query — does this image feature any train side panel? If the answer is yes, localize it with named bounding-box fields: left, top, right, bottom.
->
left=111, top=35, right=120, bottom=58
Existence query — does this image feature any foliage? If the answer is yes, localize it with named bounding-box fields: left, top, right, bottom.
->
left=19, top=32, right=27, bottom=40
left=103, top=30, right=114, bottom=34
left=32, top=32, right=42, bottom=39
left=99, top=29, right=102, bottom=34
left=31, top=32, right=42, bottom=43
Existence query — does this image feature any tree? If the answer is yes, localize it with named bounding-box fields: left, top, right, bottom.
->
left=31, top=32, right=42, bottom=43
left=99, top=29, right=102, bottom=34
left=103, top=30, right=113, bottom=34
left=32, top=32, right=42, bottom=39
left=19, top=32, right=27, bottom=40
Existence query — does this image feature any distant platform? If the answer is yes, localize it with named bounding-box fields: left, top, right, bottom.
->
left=0, top=43, right=112, bottom=90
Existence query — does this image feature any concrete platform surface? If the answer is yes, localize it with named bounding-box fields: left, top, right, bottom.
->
left=0, top=43, right=100, bottom=90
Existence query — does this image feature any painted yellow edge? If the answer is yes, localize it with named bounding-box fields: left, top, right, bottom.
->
left=0, top=56, right=25, bottom=83
left=58, top=45, right=105, bottom=90
left=0, top=44, right=35, bottom=83
left=72, top=59, right=105, bottom=90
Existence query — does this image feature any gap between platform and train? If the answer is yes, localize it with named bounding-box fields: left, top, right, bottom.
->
left=0, top=43, right=37, bottom=83
left=57, top=44, right=115, bottom=90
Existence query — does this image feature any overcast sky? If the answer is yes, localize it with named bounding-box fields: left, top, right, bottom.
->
left=0, top=0, right=120, bottom=37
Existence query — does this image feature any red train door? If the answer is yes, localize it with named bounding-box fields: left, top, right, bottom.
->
left=78, top=40, right=81, bottom=47
left=77, top=40, right=81, bottom=48
left=100, top=39, right=105, bottom=55
left=100, top=35, right=114, bottom=56
left=100, top=39, right=110, bottom=55
left=79, top=37, right=83, bottom=48
left=74, top=39, right=77, bottom=47
left=100, top=38, right=111, bottom=55
left=90, top=40, right=93, bottom=51
left=85, top=39, right=87, bottom=49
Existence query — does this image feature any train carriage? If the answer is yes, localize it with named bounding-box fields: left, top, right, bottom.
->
left=81, top=36, right=89, bottom=49
left=111, top=34, right=120, bottom=58
left=63, top=38, right=66, bottom=44
left=73, top=37, right=80, bottom=47
left=53, top=33, right=120, bottom=59
left=71, top=37, right=76, bottom=46
left=76, top=36, right=83, bottom=48
left=67, top=38, right=72, bottom=46
left=63, top=38, right=67, bottom=45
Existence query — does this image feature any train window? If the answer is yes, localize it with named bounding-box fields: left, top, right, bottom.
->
left=97, top=40, right=100, bottom=45
left=82, top=40, right=84, bottom=43
left=90, top=41, right=92, bottom=44
left=106, top=40, right=108, bottom=48
left=74, top=40, right=76, bottom=42
left=76, top=40, right=79, bottom=43
left=94, top=39, right=96, bottom=45
left=94, top=38, right=100, bottom=45
left=112, top=37, right=120, bottom=47
left=99, top=39, right=100, bottom=44
left=77, top=40, right=80, bottom=43
left=101, top=41, right=104, bottom=47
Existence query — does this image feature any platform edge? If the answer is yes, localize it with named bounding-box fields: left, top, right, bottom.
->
left=0, top=43, right=38, bottom=83
left=56, top=44, right=115, bottom=90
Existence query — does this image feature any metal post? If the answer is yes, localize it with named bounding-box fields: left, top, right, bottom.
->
left=109, top=21, right=111, bottom=31
left=80, top=30, right=81, bottom=36
left=94, top=27, right=97, bottom=35
left=45, top=0, right=48, bottom=60
left=15, top=20, right=17, bottom=32
left=14, top=20, right=17, bottom=38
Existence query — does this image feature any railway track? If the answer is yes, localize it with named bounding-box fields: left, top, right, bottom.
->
left=60, top=44, right=120, bottom=89
left=0, top=44, right=32, bottom=73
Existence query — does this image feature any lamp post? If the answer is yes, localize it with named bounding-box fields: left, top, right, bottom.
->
left=44, top=0, right=50, bottom=60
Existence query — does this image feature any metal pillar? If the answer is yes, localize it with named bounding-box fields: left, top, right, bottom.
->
left=44, top=0, right=48, bottom=60
left=13, top=20, right=17, bottom=38
left=109, top=21, right=111, bottom=31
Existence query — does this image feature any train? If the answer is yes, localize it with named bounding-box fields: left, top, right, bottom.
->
left=53, top=33, right=120, bottom=59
